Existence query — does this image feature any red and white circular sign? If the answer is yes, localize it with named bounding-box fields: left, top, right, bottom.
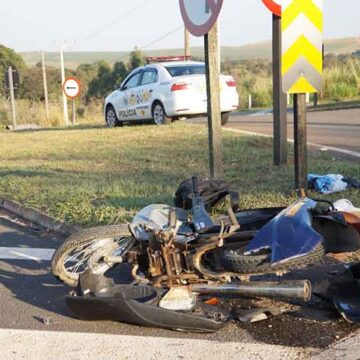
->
left=179, top=0, right=224, bottom=37
left=63, top=77, right=81, bottom=99
left=262, top=0, right=282, bottom=17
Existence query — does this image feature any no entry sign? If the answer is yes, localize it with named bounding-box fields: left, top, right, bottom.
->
left=63, top=77, right=81, bottom=99
left=262, top=0, right=282, bottom=17
left=179, top=0, right=223, bottom=37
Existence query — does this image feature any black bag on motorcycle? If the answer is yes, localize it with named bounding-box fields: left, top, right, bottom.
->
left=174, top=178, right=239, bottom=211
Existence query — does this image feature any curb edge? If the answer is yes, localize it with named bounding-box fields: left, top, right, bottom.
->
left=0, top=198, right=82, bottom=237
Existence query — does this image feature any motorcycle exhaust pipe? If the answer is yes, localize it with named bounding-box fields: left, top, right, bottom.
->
left=190, top=280, right=312, bottom=302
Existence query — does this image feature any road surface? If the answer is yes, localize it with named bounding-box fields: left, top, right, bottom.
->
left=0, top=209, right=356, bottom=359
left=192, top=108, right=360, bottom=156
left=227, top=108, right=360, bottom=154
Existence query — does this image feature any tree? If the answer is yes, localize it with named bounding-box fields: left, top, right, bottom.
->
left=75, top=63, right=99, bottom=100
left=18, top=65, right=61, bottom=102
left=88, top=61, right=113, bottom=98
left=18, top=67, right=43, bottom=101
left=128, top=48, right=146, bottom=71
left=112, top=61, right=128, bottom=87
left=0, top=44, right=26, bottom=96
left=87, top=60, right=128, bottom=99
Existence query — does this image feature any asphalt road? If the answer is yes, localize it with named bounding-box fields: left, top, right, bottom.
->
left=0, top=209, right=357, bottom=359
left=193, top=108, right=360, bottom=156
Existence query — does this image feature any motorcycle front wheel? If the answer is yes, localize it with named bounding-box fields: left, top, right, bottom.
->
left=51, top=225, right=134, bottom=287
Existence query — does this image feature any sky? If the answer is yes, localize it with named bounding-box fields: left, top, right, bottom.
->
left=0, top=0, right=359, bottom=52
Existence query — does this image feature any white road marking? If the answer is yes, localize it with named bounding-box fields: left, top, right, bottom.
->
left=0, top=247, right=55, bottom=261
left=0, top=329, right=315, bottom=360
left=224, top=127, right=360, bottom=159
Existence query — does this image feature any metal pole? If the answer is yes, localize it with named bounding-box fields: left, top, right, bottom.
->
left=8, top=66, right=17, bottom=131
left=272, top=14, right=288, bottom=165
left=60, top=44, right=69, bottom=126
left=184, top=28, right=191, bottom=59
left=204, top=22, right=223, bottom=179
left=41, top=51, right=50, bottom=121
left=72, top=98, right=76, bottom=125
left=294, top=93, right=308, bottom=190
left=190, top=280, right=312, bottom=302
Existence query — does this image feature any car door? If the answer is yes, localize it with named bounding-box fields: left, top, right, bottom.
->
left=137, top=68, right=159, bottom=119
left=119, top=71, right=143, bottom=121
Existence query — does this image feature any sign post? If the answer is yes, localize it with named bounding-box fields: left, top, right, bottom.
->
left=7, top=66, right=17, bottom=131
left=179, top=0, right=224, bottom=179
left=63, top=77, right=81, bottom=126
left=262, top=0, right=288, bottom=166
left=282, top=0, right=323, bottom=189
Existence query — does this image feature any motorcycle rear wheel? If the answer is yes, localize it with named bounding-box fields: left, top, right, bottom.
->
left=51, top=225, right=133, bottom=287
left=221, top=243, right=325, bottom=275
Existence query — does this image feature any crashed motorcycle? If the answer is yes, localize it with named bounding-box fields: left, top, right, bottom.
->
left=51, top=179, right=360, bottom=331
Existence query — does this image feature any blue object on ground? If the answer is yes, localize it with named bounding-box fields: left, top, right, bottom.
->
left=308, top=174, right=348, bottom=194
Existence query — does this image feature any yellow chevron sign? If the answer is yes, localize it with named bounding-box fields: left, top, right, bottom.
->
left=282, top=0, right=323, bottom=94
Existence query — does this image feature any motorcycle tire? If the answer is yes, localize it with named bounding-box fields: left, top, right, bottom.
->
left=51, top=225, right=133, bottom=287
left=221, top=243, right=326, bottom=275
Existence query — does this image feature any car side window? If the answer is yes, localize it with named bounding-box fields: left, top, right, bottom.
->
left=122, top=72, right=142, bottom=90
left=141, top=69, right=158, bottom=86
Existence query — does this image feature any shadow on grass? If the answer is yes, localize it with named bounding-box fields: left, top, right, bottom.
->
left=9, top=119, right=158, bottom=134
left=11, top=123, right=107, bottom=133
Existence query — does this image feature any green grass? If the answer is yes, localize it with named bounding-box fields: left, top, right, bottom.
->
left=0, top=122, right=359, bottom=227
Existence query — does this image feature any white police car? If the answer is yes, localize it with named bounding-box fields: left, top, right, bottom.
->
left=104, top=57, right=239, bottom=127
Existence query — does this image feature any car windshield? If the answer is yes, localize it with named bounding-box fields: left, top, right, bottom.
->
left=165, top=65, right=205, bottom=77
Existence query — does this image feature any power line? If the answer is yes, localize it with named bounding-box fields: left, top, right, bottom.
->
left=112, top=24, right=184, bottom=63
left=68, top=0, right=149, bottom=50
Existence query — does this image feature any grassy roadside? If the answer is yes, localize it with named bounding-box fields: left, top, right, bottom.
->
left=0, top=122, right=359, bottom=227
left=308, top=99, right=360, bottom=112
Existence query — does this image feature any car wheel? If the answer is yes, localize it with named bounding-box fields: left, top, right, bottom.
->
left=152, top=102, right=171, bottom=125
left=221, top=112, right=230, bottom=126
left=106, top=105, right=121, bottom=128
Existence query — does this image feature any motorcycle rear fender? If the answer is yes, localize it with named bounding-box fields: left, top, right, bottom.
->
left=246, top=198, right=323, bottom=264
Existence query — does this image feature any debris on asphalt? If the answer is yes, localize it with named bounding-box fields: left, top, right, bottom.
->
left=237, top=308, right=283, bottom=323
left=33, top=316, right=59, bottom=326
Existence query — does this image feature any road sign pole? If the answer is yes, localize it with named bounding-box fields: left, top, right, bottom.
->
left=184, top=27, right=191, bottom=59
left=72, top=99, right=76, bottom=125
left=8, top=66, right=17, bottom=131
left=272, top=14, right=288, bottom=165
left=293, top=93, right=308, bottom=190
left=204, top=22, right=223, bottom=179
left=281, top=0, right=323, bottom=191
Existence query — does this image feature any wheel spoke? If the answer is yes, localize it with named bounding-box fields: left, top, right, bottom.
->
left=64, top=245, right=94, bottom=264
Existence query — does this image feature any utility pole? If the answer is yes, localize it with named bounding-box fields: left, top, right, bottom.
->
left=8, top=66, right=17, bottom=131
left=60, top=44, right=69, bottom=125
left=204, top=22, right=223, bottom=179
left=184, top=28, right=191, bottom=59
left=41, top=51, right=50, bottom=121
left=294, top=93, right=308, bottom=190
left=272, top=14, right=288, bottom=166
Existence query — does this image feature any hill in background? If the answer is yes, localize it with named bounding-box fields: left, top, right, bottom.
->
left=20, top=36, right=360, bottom=69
